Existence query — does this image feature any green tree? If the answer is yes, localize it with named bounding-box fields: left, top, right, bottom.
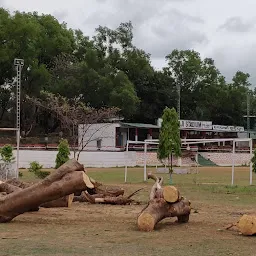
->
left=251, top=149, right=256, bottom=173
left=157, top=107, right=181, bottom=183
left=55, top=139, right=70, bottom=169
left=0, top=144, right=14, bottom=163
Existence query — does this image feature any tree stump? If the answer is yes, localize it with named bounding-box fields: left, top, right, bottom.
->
left=137, top=173, right=191, bottom=231
left=237, top=214, right=256, bottom=235
left=0, top=159, right=94, bottom=223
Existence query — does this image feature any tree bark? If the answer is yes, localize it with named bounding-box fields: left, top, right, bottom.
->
left=83, top=191, right=133, bottom=205
left=0, top=159, right=93, bottom=223
left=137, top=173, right=191, bottom=231
left=73, top=192, right=105, bottom=202
left=88, top=185, right=125, bottom=197
left=5, top=178, right=31, bottom=189
left=41, top=194, right=74, bottom=208
left=0, top=182, right=22, bottom=194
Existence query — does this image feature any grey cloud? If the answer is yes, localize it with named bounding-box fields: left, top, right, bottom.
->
left=134, top=8, right=207, bottom=58
left=219, top=17, right=255, bottom=33
left=83, top=1, right=206, bottom=58
left=53, top=10, right=68, bottom=21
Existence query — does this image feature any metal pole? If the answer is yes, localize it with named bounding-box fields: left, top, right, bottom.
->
left=247, top=92, right=250, bottom=138
left=176, top=84, right=181, bottom=119
left=231, top=140, right=235, bottom=185
left=14, top=58, right=24, bottom=178
left=143, top=143, right=147, bottom=182
left=250, top=139, right=253, bottom=185
left=124, top=141, right=129, bottom=183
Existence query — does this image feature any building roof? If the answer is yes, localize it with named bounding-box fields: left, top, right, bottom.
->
left=120, top=122, right=159, bottom=129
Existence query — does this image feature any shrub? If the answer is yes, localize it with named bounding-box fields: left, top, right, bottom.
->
left=55, top=139, right=70, bottom=169
left=0, top=144, right=15, bottom=163
left=28, top=161, right=50, bottom=179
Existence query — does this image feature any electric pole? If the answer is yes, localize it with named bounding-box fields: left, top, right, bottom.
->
left=176, top=83, right=181, bottom=120
left=14, top=58, right=24, bottom=178
left=247, top=91, right=250, bottom=138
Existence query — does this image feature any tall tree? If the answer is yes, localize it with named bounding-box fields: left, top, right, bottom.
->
left=157, top=107, right=181, bottom=184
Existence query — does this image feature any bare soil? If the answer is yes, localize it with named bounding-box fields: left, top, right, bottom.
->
left=1, top=167, right=256, bottom=256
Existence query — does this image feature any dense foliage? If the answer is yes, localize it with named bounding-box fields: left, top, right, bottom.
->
left=158, top=107, right=181, bottom=173
left=0, top=144, right=14, bottom=163
left=0, top=8, right=254, bottom=137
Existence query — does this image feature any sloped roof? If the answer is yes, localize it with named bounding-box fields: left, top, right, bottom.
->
left=120, top=122, right=159, bottom=129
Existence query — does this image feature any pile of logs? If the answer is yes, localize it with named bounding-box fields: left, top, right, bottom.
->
left=0, top=159, right=141, bottom=223
left=137, top=173, right=191, bottom=232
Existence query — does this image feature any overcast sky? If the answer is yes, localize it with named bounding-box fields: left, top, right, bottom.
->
left=1, top=0, right=256, bottom=83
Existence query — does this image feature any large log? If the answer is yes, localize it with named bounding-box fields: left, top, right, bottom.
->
left=0, top=182, right=22, bottom=194
left=237, top=214, right=256, bottom=236
left=137, top=173, right=191, bottom=231
left=0, top=159, right=93, bottom=223
left=73, top=192, right=105, bottom=202
left=41, top=194, right=74, bottom=208
left=88, top=185, right=125, bottom=197
left=137, top=198, right=191, bottom=231
left=1, top=180, right=72, bottom=208
left=5, top=178, right=31, bottom=189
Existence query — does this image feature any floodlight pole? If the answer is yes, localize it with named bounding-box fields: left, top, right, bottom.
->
left=247, top=92, right=250, bottom=138
left=14, top=58, right=24, bottom=178
left=176, top=84, right=181, bottom=119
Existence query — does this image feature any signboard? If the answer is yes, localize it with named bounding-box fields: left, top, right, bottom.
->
left=212, top=125, right=244, bottom=132
left=157, top=118, right=212, bottom=130
left=180, top=120, right=212, bottom=130
left=157, top=118, right=244, bottom=132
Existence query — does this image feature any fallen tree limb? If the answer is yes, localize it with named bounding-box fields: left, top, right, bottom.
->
left=0, top=159, right=93, bottom=223
left=137, top=173, right=191, bottom=231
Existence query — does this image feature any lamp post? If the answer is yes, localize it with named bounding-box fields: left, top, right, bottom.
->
left=176, top=83, right=181, bottom=120
left=14, top=58, right=24, bottom=178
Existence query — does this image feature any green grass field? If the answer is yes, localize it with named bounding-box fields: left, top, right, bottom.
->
left=1, top=166, right=256, bottom=256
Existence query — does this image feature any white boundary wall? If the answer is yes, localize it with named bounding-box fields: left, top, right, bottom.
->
left=16, top=150, right=252, bottom=168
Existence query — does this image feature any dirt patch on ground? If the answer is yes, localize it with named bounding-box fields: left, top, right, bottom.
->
left=1, top=182, right=256, bottom=256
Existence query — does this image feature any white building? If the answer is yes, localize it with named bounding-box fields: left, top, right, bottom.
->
left=78, top=122, right=159, bottom=151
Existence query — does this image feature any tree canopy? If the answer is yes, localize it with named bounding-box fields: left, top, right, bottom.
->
left=0, top=7, right=253, bottom=137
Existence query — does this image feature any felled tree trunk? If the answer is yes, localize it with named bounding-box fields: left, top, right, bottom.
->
left=137, top=173, right=191, bottom=231
left=0, top=181, right=22, bottom=194
left=0, top=159, right=94, bottom=223
left=5, top=178, right=31, bottom=189
left=4, top=179, right=72, bottom=208
left=237, top=214, right=256, bottom=235
left=87, top=185, right=125, bottom=197
left=41, top=194, right=74, bottom=208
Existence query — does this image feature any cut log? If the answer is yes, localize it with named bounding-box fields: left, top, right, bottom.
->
left=0, top=159, right=93, bottom=223
left=237, top=214, right=256, bottom=236
left=138, top=173, right=191, bottom=231
left=41, top=194, right=74, bottom=208
left=5, top=178, right=31, bottom=189
left=162, top=186, right=180, bottom=203
left=0, top=182, right=22, bottom=194
left=84, top=191, right=133, bottom=205
left=138, top=198, right=191, bottom=231
left=92, top=185, right=125, bottom=197
left=73, top=192, right=105, bottom=202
